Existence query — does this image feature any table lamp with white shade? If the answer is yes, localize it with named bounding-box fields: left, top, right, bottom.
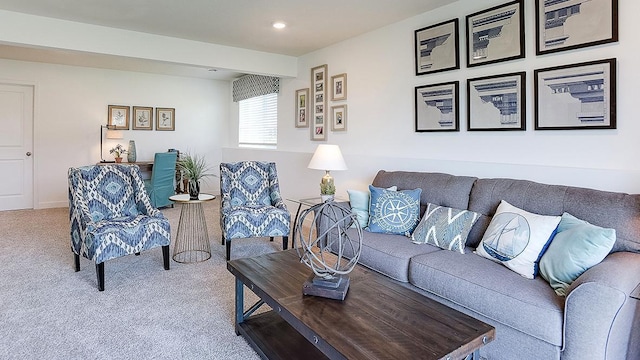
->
left=307, top=144, right=348, bottom=201
left=99, top=125, right=124, bottom=163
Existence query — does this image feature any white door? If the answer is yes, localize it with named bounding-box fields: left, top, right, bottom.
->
left=0, top=83, right=34, bottom=211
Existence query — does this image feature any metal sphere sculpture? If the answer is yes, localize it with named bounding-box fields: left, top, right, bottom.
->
left=295, top=200, right=362, bottom=281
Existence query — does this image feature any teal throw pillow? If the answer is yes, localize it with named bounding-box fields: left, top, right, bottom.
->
left=348, top=186, right=396, bottom=228
left=368, top=185, right=421, bottom=236
left=539, top=212, right=616, bottom=296
left=411, top=203, right=480, bottom=254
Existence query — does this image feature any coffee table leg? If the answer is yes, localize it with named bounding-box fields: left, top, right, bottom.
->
left=235, top=277, right=244, bottom=335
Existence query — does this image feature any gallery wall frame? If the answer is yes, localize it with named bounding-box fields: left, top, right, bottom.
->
left=310, top=64, right=328, bottom=141
left=155, top=107, right=175, bottom=131
left=467, top=71, right=526, bottom=131
left=414, top=81, right=459, bottom=132
left=331, top=73, right=347, bottom=101
left=295, top=88, right=309, bottom=128
left=414, top=19, right=460, bottom=76
left=132, top=106, right=153, bottom=130
left=534, top=58, right=616, bottom=130
left=535, top=0, right=618, bottom=55
left=331, top=105, right=347, bottom=131
left=107, top=105, right=130, bottom=130
left=466, top=0, right=525, bottom=68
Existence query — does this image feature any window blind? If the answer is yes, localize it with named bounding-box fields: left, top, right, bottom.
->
left=239, top=93, right=278, bottom=148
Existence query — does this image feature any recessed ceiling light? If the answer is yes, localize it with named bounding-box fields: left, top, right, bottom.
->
left=272, top=22, right=286, bottom=30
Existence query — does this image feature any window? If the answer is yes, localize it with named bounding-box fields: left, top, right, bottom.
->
left=238, top=93, right=278, bottom=148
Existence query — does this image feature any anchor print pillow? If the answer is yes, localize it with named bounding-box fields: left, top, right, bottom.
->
left=475, top=200, right=561, bottom=279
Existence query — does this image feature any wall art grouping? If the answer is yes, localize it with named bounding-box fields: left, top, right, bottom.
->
left=298, top=64, right=348, bottom=140
left=108, top=105, right=175, bottom=131
left=413, top=0, right=618, bottom=132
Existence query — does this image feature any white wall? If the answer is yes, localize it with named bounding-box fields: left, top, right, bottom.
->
left=0, top=58, right=228, bottom=208
left=225, top=0, right=640, bottom=202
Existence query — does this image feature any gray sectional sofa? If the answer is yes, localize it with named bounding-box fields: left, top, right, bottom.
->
left=329, top=170, right=640, bottom=360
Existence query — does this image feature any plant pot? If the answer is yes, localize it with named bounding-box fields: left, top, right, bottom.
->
left=189, top=180, right=200, bottom=200
left=115, top=157, right=123, bottom=163
left=321, top=194, right=334, bottom=202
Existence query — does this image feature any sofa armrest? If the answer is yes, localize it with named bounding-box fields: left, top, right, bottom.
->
left=562, top=251, right=640, bottom=360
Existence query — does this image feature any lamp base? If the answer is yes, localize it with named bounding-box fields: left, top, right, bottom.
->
left=302, top=274, right=350, bottom=301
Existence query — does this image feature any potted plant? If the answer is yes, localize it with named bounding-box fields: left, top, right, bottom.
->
left=320, top=180, right=336, bottom=202
left=177, top=152, right=214, bottom=199
left=109, top=144, right=127, bottom=163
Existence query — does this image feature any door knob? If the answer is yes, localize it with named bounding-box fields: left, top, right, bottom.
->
left=26, top=152, right=32, bottom=156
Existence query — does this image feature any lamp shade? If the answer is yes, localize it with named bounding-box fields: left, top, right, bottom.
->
left=308, top=144, right=347, bottom=171
left=106, top=129, right=124, bottom=139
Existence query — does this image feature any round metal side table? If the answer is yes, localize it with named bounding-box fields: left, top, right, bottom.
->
left=169, top=193, right=215, bottom=263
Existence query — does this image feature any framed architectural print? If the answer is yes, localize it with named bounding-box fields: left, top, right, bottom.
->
left=155, top=108, right=175, bottom=131
left=414, top=19, right=460, bottom=76
left=534, top=58, right=616, bottom=130
left=107, top=105, right=129, bottom=130
left=466, top=0, right=525, bottom=68
left=311, top=64, right=328, bottom=141
left=467, top=72, right=526, bottom=131
left=132, top=106, right=153, bottom=130
left=331, top=73, right=347, bottom=101
left=331, top=105, right=347, bottom=131
left=535, top=0, right=618, bottom=55
left=414, top=81, right=459, bottom=132
left=295, top=88, right=309, bottom=128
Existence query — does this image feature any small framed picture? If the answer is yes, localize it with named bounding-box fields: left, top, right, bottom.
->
left=467, top=72, right=526, bottom=131
left=132, top=106, right=153, bottom=130
left=107, top=105, right=129, bottom=130
left=414, top=19, right=460, bottom=76
left=535, top=0, right=618, bottom=55
left=155, top=108, right=175, bottom=131
left=331, top=73, right=347, bottom=101
left=415, top=81, right=459, bottom=132
left=466, top=0, right=525, bottom=68
left=295, top=88, right=309, bottom=128
left=534, top=58, right=616, bottom=130
left=331, top=105, right=347, bottom=131
left=311, top=64, right=328, bottom=141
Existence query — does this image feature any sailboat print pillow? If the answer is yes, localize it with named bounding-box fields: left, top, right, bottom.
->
left=475, top=200, right=561, bottom=279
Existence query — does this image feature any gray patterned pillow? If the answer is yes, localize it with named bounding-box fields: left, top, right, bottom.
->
left=411, top=203, right=480, bottom=254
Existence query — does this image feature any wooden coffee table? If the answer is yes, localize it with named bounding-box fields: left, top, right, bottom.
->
left=227, top=250, right=495, bottom=359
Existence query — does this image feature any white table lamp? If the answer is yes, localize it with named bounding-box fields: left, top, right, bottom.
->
left=308, top=144, right=348, bottom=196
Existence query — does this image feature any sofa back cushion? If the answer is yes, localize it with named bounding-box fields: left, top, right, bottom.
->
left=371, top=170, right=477, bottom=217
left=467, top=178, right=640, bottom=253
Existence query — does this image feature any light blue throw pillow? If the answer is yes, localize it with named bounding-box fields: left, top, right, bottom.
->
left=539, top=212, right=616, bottom=296
left=368, top=185, right=421, bottom=236
left=348, top=186, right=397, bottom=228
left=411, top=203, right=480, bottom=254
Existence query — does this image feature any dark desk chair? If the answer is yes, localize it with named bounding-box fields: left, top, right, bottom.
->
left=144, top=152, right=178, bottom=209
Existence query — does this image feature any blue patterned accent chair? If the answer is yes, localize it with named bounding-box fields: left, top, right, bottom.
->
left=68, top=164, right=171, bottom=291
left=220, top=161, right=290, bottom=260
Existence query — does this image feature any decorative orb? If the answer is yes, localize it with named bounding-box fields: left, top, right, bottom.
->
left=295, top=200, right=363, bottom=280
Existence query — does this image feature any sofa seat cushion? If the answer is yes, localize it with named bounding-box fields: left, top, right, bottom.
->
left=331, top=228, right=441, bottom=282
left=409, top=249, right=564, bottom=346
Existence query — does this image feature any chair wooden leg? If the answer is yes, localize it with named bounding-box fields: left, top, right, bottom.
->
left=226, top=239, right=232, bottom=261
left=162, top=245, right=170, bottom=270
left=95, top=262, right=105, bottom=291
left=74, top=253, right=80, bottom=272
left=135, top=252, right=141, bottom=256
left=283, top=236, right=289, bottom=250
left=221, top=234, right=225, bottom=246
left=270, top=237, right=274, bottom=242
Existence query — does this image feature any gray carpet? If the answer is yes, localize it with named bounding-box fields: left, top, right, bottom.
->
left=0, top=198, right=285, bottom=359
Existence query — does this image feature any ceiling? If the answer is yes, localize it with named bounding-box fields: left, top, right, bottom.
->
left=0, top=0, right=457, bottom=79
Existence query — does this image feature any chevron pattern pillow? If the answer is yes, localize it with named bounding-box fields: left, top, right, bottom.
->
left=411, top=203, right=480, bottom=254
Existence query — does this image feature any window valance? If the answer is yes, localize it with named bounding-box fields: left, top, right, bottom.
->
left=232, top=74, right=280, bottom=102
